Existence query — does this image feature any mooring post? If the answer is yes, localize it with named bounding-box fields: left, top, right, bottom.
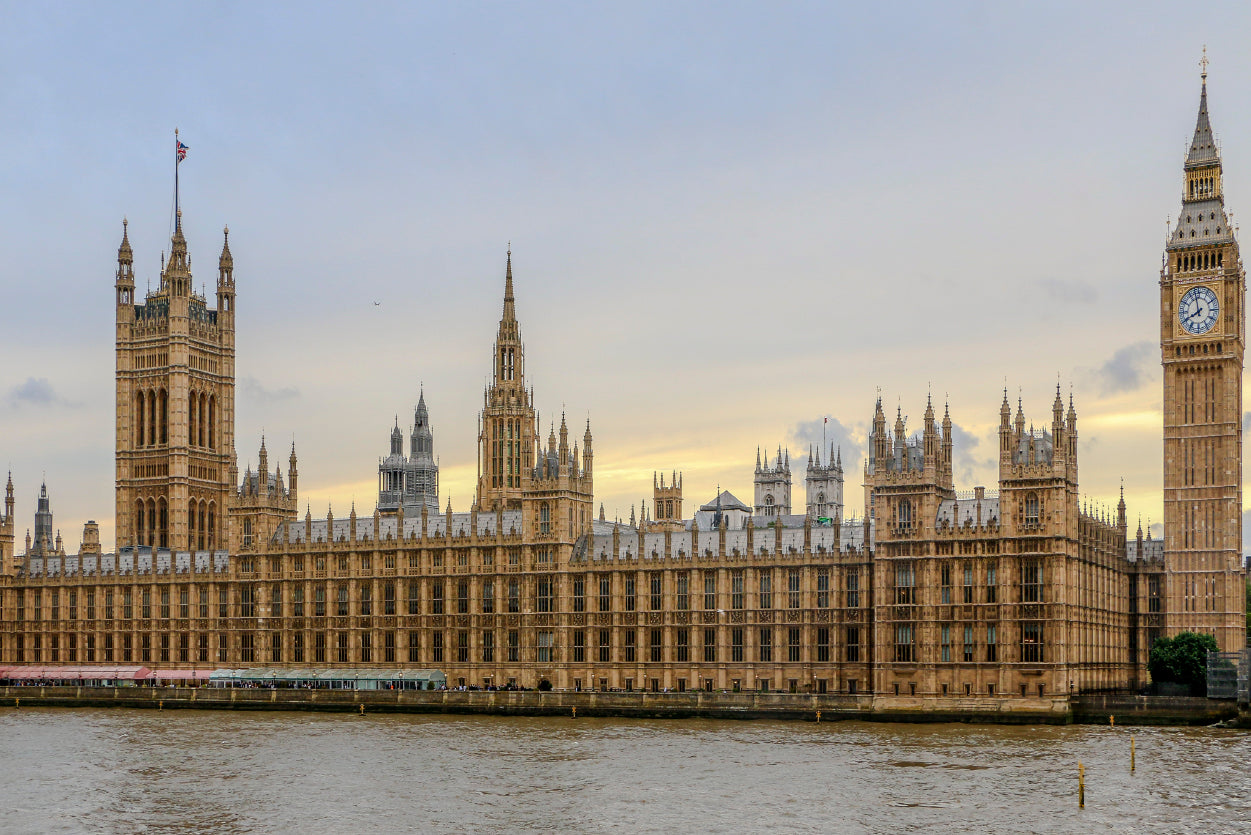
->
left=1131, top=735, right=1136, bottom=772
left=1078, top=761, right=1085, bottom=809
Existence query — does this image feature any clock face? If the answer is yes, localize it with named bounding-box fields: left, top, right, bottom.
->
left=1179, top=285, right=1220, bottom=335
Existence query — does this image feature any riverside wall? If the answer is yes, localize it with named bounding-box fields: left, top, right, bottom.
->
left=2, top=685, right=1211, bottom=724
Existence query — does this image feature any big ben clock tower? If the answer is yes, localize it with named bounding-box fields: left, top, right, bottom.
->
left=1161, top=57, right=1247, bottom=652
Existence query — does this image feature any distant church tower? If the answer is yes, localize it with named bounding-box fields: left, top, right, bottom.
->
left=653, top=471, right=683, bottom=530
left=1161, top=59, right=1247, bottom=651
left=114, top=209, right=237, bottom=552
left=805, top=444, right=844, bottom=522
left=30, top=481, right=55, bottom=557
left=378, top=390, right=439, bottom=514
left=476, top=249, right=538, bottom=511
left=754, top=446, right=792, bottom=517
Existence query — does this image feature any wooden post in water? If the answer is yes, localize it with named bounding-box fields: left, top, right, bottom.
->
left=1109, top=714, right=1114, bottom=727
left=572, top=706, right=576, bottom=718
left=359, top=703, right=366, bottom=716
left=1131, top=735, right=1136, bottom=772
left=816, top=710, right=821, bottom=723
left=1078, top=761, right=1085, bottom=808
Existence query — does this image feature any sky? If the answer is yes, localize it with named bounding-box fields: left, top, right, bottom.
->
left=3, top=1, right=1251, bottom=553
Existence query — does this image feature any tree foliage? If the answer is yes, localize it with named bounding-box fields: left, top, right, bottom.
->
left=1148, top=631, right=1218, bottom=693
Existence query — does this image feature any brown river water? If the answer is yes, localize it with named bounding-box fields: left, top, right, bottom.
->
left=0, top=708, right=1248, bottom=834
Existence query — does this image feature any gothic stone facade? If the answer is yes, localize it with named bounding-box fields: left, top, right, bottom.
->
left=0, top=72, right=1241, bottom=699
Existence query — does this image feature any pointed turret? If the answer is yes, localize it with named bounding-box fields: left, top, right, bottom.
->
left=258, top=436, right=269, bottom=490
left=582, top=417, right=593, bottom=476
left=558, top=411, right=570, bottom=468
left=288, top=441, right=299, bottom=502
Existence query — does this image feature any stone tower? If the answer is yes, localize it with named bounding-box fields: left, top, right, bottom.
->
left=114, top=213, right=237, bottom=551
left=653, top=471, right=684, bottom=529
left=805, top=443, right=844, bottom=522
left=406, top=390, right=439, bottom=512
left=1160, top=61, right=1247, bottom=651
left=754, top=446, right=792, bottom=517
left=31, top=481, right=54, bottom=557
left=377, top=390, right=439, bottom=515
left=231, top=437, right=297, bottom=552
left=476, top=249, right=538, bottom=511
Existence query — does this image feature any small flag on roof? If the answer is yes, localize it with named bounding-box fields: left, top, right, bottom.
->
left=177, top=140, right=188, bottom=163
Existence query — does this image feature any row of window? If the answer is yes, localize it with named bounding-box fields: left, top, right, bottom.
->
left=893, top=621, right=1042, bottom=664
left=9, top=569, right=864, bottom=621
left=12, top=626, right=853, bottom=667
left=894, top=561, right=1042, bottom=604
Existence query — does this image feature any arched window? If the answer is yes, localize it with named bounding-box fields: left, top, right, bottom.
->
left=189, top=390, right=197, bottom=447
left=207, top=395, right=216, bottom=449
left=188, top=499, right=198, bottom=551
left=207, top=502, right=216, bottom=550
left=147, top=390, right=157, bottom=448
left=898, top=499, right=912, bottom=529
left=136, top=500, right=146, bottom=547
left=147, top=498, right=157, bottom=547
left=159, top=389, right=168, bottom=445
left=135, top=392, right=145, bottom=447
left=199, top=392, right=208, bottom=447
left=540, top=502, right=551, bottom=534
left=158, top=498, right=168, bottom=549
left=765, top=494, right=775, bottom=516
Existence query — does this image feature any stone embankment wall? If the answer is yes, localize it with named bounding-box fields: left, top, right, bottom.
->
left=0, top=686, right=1088, bottom=724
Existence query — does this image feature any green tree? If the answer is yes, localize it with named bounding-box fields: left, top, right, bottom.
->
left=1148, top=631, right=1218, bottom=695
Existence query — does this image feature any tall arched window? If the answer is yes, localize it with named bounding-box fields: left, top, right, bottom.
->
left=540, top=502, right=551, bottom=534
left=765, top=494, right=775, bottom=517
left=207, top=395, right=216, bottom=449
left=147, top=390, right=157, bottom=447
left=136, top=500, right=146, bottom=547
left=147, top=498, right=157, bottom=547
left=157, top=498, right=168, bottom=549
left=159, top=389, right=168, bottom=445
left=199, top=392, right=208, bottom=447
left=898, top=499, right=912, bottom=529
left=189, top=390, right=198, bottom=447
left=207, top=502, right=216, bottom=550
left=135, top=392, right=146, bottom=447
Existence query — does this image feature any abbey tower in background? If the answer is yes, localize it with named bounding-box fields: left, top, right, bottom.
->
left=1161, top=64, right=1247, bottom=652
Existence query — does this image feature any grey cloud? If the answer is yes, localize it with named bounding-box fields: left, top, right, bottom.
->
left=949, top=421, right=995, bottom=486
left=1242, top=412, right=1251, bottom=432
left=1095, top=341, right=1155, bottom=394
left=1244, top=511, right=1251, bottom=555
left=4, top=377, right=78, bottom=409
left=1037, top=278, right=1098, bottom=304
left=789, top=417, right=861, bottom=473
left=240, top=376, right=300, bottom=403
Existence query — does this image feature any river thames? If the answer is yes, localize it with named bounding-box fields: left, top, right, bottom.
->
left=1, top=708, right=1248, bottom=833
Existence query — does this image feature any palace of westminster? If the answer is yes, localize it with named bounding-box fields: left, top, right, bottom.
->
left=0, top=71, right=1245, bottom=704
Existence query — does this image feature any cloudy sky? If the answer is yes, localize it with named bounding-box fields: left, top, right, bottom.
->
left=3, top=2, right=1251, bottom=552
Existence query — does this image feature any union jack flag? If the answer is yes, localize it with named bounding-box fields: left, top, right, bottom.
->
left=177, top=141, right=189, bottom=163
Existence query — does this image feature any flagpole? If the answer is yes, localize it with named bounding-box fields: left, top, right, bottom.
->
left=174, top=128, right=179, bottom=225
